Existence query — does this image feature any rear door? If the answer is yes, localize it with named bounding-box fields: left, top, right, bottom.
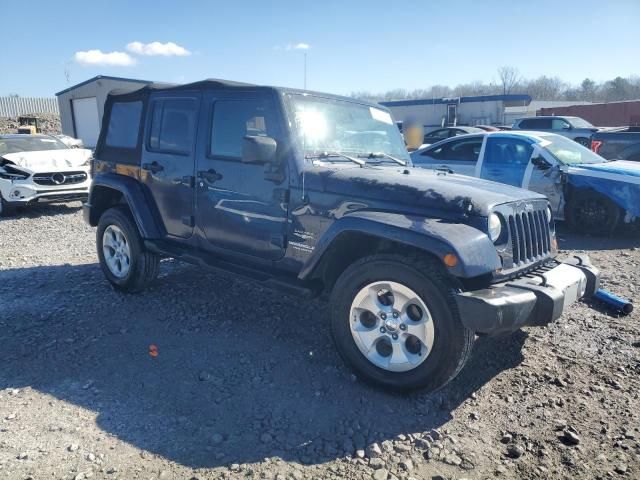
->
left=478, top=135, right=534, bottom=187
left=140, top=92, right=200, bottom=238
left=413, top=136, right=483, bottom=176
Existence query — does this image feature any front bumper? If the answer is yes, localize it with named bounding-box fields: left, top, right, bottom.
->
left=2, top=182, right=89, bottom=205
left=455, top=254, right=599, bottom=335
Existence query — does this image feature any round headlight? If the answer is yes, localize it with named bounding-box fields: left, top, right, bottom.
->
left=546, top=206, right=552, bottom=223
left=489, top=213, right=502, bottom=243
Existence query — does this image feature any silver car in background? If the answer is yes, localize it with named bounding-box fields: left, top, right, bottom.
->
left=512, top=116, right=598, bottom=147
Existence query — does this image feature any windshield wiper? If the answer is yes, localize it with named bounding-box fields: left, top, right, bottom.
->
left=365, top=152, right=407, bottom=166
left=305, top=151, right=366, bottom=166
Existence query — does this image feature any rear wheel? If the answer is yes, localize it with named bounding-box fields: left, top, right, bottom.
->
left=575, top=137, right=590, bottom=148
left=330, top=254, right=474, bottom=392
left=97, top=206, right=160, bottom=292
left=566, top=190, right=620, bottom=235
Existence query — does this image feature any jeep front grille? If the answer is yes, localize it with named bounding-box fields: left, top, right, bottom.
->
left=33, top=171, right=87, bottom=186
left=507, top=209, right=551, bottom=266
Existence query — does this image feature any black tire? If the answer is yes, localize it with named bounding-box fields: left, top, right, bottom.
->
left=330, top=253, right=475, bottom=392
left=96, top=206, right=160, bottom=292
left=575, top=137, right=591, bottom=148
left=566, top=190, right=621, bottom=235
left=0, top=193, right=16, bottom=217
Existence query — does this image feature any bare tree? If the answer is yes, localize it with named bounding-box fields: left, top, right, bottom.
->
left=497, top=66, right=521, bottom=95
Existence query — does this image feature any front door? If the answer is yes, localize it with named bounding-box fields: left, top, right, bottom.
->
left=478, top=135, right=534, bottom=187
left=414, top=137, right=482, bottom=176
left=195, top=90, right=288, bottom=260
left=141, top=93, right=200, bottom=238
left=524, top=152, right=565, bottom=218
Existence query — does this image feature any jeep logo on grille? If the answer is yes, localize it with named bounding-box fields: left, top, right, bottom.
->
left=52, top=173, right=66, bottom=185
left=523, top=203, right=534, bottom=212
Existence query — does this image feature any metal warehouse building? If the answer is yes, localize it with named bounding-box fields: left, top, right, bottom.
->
left=380, top=94, right=532, bottom=129
left=56, top=76, right=152, bottom=148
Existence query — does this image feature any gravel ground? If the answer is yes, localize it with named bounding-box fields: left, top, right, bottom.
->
left=1, top=203, right=638, bottom=480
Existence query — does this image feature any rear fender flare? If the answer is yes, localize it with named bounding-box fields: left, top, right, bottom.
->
left=299, top=211, right=501, bottom=280
left=87, top=173, right=164, bottom=238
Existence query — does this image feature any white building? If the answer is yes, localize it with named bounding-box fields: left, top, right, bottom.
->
left=380, top=94, right=532, bottom=129
left=55, top=76, right=153, bottom=148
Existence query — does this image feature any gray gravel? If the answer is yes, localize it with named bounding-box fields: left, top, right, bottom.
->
left=1, top=203, right=639, bottom=479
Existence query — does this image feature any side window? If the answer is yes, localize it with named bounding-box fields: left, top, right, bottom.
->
left=551, top=118, right=570, bottom=130
left=426, top=139, right=482, bottom=162
left=424, top=129, right=447, bottom=143
left=148, top=98, right=197, bottom=154
left=105, top=101, right=143, bottom=148
left=210, top=98, right=273, bottom=159
left=484, top=137, right=533, bottom=166
left=519, top=118, right=552, bottom=129
left=448, top=138, right=483, bottom=162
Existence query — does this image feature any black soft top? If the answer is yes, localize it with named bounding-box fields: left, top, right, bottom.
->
left=109, top=78, right=260, bottom=99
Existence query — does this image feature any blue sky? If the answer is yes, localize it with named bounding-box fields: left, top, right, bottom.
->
left=2, top=0, right=639, bottom=98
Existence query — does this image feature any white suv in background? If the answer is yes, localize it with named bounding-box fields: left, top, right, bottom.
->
left=0, top=134, right=92, bottom=216
left=512, top=116, right=599, bottom=147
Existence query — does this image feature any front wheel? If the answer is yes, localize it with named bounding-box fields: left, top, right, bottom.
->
left=97, top=206, right=160, bottom=292
left=330, top=254, right=474, bottom=392
left=566, top=190, right=620, bottom=235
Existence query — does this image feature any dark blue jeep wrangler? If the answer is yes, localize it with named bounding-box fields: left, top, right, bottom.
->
left=85, top=79, right=599, bottom=391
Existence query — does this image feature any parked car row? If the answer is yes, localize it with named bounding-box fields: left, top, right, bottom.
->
left=411, top=131, right=640, bottom=233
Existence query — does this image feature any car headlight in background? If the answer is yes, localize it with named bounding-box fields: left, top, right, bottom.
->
left=489, top=213, right=502, bottom=243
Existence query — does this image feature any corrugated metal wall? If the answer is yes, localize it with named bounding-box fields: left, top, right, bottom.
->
left=0, top=97, right=59, bottom=117
left=538, top=101, right=640, bottom=127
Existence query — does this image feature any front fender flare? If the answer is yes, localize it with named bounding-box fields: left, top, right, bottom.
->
left=86, top=173, right=164, bottom=239
left=299, top=211, right=501, bottom=279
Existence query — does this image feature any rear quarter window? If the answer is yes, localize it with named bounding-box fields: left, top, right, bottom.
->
left=105, top=101, right=143, bottom=148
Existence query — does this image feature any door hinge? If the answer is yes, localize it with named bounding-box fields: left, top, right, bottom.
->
left=270, top=234, right=286, bottom=248
left=182, top=216, right=195, bottom=227
left=273, top=188, right=290, bottom=202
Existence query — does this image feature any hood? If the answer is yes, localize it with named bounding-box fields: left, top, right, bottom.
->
left=568, top=160, right=640, bottom=178
left=1, top=148, right=92, bottom=172
left=305, top=165, right=545, bottom=217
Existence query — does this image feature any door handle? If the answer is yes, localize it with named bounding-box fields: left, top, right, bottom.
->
left=198, top=169, right=223, bottom=184
left=141, top=161, right=164, bottom=173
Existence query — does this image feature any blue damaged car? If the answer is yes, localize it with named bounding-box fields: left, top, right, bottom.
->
left=411, top=131, right=640, bottom=234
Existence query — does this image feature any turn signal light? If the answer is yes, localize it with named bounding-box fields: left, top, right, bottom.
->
left=443, top=253, right=458, bottom=267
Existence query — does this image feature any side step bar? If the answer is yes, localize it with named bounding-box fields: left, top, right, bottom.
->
left=144, top=240, right=318, bottom=299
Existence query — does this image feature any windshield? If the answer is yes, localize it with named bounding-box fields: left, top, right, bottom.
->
left=542, top=135, right=605, bottom=165
left=0, top=136, right=69, bottom=155
left=568, top=117, right=594, bottom=128
left=287, top=94, right=410, bottom=163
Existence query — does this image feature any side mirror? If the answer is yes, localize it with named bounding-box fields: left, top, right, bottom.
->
left=531, top=156, right=551, bottom=170
left=242, top=135, right=277, bottom=164
left=562, top=124, right=572, bottom=130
